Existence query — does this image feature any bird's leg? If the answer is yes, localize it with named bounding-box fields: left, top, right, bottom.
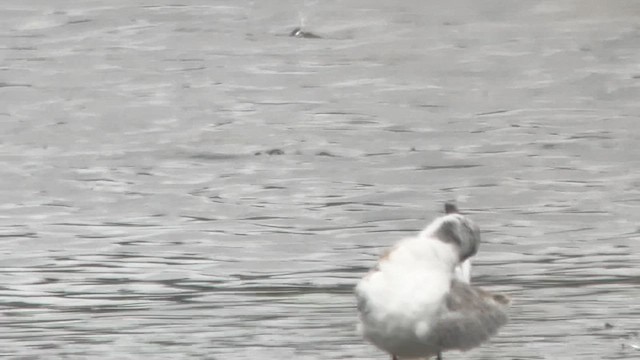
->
left=436, top=352, right=443, bottom=360
left=391, top=355, right=398, bottom=360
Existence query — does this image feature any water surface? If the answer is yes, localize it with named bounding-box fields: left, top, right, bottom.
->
left=1, top=1, right=639, bottom=359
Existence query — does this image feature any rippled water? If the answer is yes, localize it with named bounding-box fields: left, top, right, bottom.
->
left=1, top=1, right=640, bottom=359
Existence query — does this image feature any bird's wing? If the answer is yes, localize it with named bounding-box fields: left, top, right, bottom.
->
left=432, top=280, right=510, bottom=351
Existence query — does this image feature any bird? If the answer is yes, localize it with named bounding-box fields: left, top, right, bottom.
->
left=355, top=203, right=510, bottom=360
left=289, top=27, right=322, bottom=39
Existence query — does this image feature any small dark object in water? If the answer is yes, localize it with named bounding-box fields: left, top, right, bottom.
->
left=604, top=322, right=614, bottom=329
left=290, top=27, right=321, bottom=39
left=316, top=151, right=335, bottom=157
left=265, top=148, right=284, bottom=155
left=445, top=203, right=459, bottom=214
left=255, top=149, right=285, bottom=156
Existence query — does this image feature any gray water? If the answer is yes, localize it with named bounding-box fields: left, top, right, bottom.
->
left=1, top=1, right=639, bottom=359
